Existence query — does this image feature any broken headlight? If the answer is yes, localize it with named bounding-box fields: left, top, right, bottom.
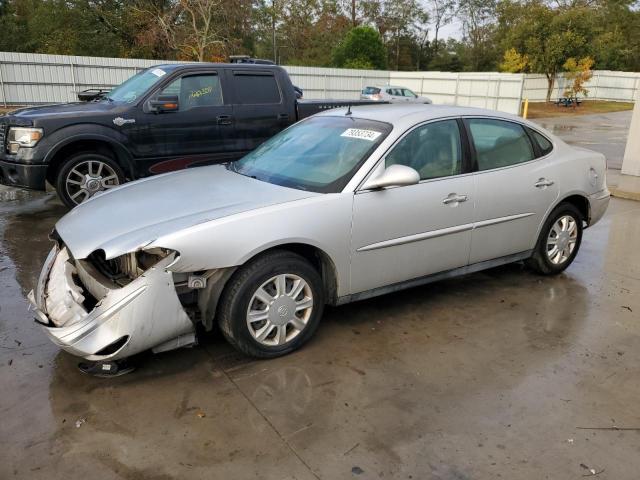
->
left=85, top=248, right=175, bottom=287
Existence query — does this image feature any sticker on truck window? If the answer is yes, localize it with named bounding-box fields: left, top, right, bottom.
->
left=341, top=128, right=382, bottom=141
left=151, top=68, right=166, bottom=77
left=189, top=86, right=213, bottom=99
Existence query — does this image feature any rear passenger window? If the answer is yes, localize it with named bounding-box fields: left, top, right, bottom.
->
left=531, top=130, right=553, bottom=156
left=467, top=119, right=534, bottom=171
left=233, top=73, right=281, bottom=104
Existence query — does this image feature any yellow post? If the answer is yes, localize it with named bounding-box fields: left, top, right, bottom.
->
left=523, top=98, right=529, bottom=119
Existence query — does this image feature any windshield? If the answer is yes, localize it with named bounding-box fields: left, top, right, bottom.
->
left=231, top=116, right=392, bottom=193
left=106, top=68, right=168, bottom=103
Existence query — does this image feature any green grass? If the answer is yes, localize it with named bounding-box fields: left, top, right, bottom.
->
left=525, top=100, right=634, bottom=119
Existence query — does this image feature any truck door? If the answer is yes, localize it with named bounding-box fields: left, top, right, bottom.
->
left=228, top=69, right=293, bottom=157
left=137, top=69, right=237, bottom=175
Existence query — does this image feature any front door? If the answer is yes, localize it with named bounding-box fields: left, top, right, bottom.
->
left=350, top=119, right=475, bottom=294
left=137, top=70, right=235, bottom=175
left=465, top=117, right=559, bottom=264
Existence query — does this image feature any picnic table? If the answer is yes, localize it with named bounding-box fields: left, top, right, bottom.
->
left=555, top=96, right=582, bottom=107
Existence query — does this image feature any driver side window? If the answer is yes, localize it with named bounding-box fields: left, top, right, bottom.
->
left=386, top=120, right=463, bottom=180
left=159, top=74, right=223, bottom=110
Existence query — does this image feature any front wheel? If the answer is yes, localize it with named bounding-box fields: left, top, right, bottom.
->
left=526, top=203, right=583, bottom=275
left=217, top=251, right=325, bottom=358
left=55, top=152, right=125, bottom=208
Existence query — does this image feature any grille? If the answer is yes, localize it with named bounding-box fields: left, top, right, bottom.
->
left=0, top=123, right=6, bottom=149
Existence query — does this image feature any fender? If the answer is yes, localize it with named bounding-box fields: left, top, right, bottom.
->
left=42, top=126, right=135, bottom=178
left=534, top=189, right=591, bottom=240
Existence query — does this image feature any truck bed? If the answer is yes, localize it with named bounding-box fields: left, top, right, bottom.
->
left=296, top=99, right=388, bottom=120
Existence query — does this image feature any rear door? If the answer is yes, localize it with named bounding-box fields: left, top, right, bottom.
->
left=465, top=117, right=559, bottom=264
left=229, top=69, right=292, bottom=156
left=136, top=69, right=236, bottom=174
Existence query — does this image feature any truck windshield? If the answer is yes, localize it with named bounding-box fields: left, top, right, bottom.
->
left=231, top=116, right=392, bottom=193
left=106, top=68, right=168, bottom=103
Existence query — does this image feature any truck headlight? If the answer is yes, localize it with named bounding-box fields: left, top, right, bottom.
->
left=8, top=127, right=44, bottom=152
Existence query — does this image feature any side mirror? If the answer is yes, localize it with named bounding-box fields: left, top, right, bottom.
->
left=149, top=95, right=179, bottom=113
left=362, top=164, right=420, bottom=190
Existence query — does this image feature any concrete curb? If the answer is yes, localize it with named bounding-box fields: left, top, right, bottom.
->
left=610, top=187, right=640, bottom=201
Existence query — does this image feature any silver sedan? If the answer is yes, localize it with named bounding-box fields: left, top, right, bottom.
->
left=29, top=105, right=610, bottom=364
left=361, top=85, right=432, bottom=104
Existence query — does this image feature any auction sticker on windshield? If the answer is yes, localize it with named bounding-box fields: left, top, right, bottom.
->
left=151, top=68, right=166, bottom=77
left=341, top=128, right=382, bottom=141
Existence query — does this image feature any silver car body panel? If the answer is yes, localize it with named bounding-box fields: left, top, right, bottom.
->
left=361, top=85, right=432, bottom=104
left=29, top=246, right=194, bottom=361
left=56, top=166, right=319, bottom=261
left=31, top=104, right=610, bottom=360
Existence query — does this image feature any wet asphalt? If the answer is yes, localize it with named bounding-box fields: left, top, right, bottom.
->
left=1, top=111, right=639, bottom=479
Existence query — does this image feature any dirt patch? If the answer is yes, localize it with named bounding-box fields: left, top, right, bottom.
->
left=525, top=100, right=634, bottom=119
left=0, top=106, right=23, bottom=114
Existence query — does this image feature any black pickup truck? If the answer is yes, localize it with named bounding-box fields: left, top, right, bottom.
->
left=0, top=63, right=379, bottom=207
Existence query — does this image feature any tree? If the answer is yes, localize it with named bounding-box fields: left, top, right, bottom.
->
left=499, top=47, right=528, bottom=73
left=563, top=56, right=594, bottom=99
left=332, top=25, right=387, bottom=69
left=457, top=0, right=499, bottom=71
left=152, top=0, right=227, bottom=61
left=496, top=0, right=594, bottom=101
left=427, top=0, right=455, bottom=60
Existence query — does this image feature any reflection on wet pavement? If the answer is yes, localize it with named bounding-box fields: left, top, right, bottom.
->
left=1, top=187, right=639, bottom=479
left=532, top=111, right=631, bottom=170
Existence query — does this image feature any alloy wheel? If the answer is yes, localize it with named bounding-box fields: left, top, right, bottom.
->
left=64, top=160, right=120, bottom=204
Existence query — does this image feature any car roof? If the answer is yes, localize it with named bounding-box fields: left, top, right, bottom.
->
left=316, top=104, right=523, bottom=127
left=148, top=63, right=284, bottom=72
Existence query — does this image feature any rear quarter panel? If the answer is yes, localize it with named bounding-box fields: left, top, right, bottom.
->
left=540, top=140, right=608, bottom=228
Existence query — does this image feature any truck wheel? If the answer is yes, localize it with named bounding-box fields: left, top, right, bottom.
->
left=217, top=250, right=325, bottom=359
left=55, top=152, right=125, bottom=207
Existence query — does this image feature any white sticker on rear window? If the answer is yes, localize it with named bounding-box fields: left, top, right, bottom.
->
left=341, top=128, right=382, bottom=141
left=151, top=68, right=166, bottom=77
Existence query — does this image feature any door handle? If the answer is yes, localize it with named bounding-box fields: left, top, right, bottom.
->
left=442, top=194, right=468, bottom=205
left=217, top=115, right=233, bottom=125
left=534, top=178, right=554, bottom=188
left=277, top=113, right=290, bottom=120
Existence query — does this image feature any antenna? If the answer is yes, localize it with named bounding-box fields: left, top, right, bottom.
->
left=345, top=104, right=352, bottom=116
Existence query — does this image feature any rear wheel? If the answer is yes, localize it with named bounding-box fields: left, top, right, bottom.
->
left=55, top=152, right=124, bottom=208
left=217, top=251, right=325, bottom=358
left=526, top=203, right=583, bottom=275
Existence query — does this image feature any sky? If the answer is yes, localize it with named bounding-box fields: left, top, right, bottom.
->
left=429, top=20, right=463, bottom=40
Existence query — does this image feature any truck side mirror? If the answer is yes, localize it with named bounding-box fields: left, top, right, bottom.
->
left=150, top=95, right=179, bottom=113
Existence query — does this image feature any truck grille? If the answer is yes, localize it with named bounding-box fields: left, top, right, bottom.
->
left=0, top=123, right=6, bottom=149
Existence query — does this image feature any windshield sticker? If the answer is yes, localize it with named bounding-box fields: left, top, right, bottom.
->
left=341, top=128, right=382, bottom=141
left=151, top=68, right=166, bottom=77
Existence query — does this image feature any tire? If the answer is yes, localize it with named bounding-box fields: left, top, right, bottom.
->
left=217, top=250, right=325, bottom=359
left=526, top=202, right=583, bottom=275
left=55, top=152, right=125, bottom=208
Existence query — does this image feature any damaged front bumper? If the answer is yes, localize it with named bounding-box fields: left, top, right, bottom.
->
left=28, top=244, right=196, bottom=361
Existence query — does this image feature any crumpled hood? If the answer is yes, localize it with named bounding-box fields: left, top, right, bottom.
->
left=56, top=165, right=318, bottom=260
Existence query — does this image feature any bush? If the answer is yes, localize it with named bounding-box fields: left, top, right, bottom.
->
left=332, top=26, right=387, bottom=70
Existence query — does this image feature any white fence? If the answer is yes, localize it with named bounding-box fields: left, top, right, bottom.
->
left=1, top=51, right=638, bottom=115
left=0, top=51, right=525, bottom=115
left=523, top=71, right=640, bottom=102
